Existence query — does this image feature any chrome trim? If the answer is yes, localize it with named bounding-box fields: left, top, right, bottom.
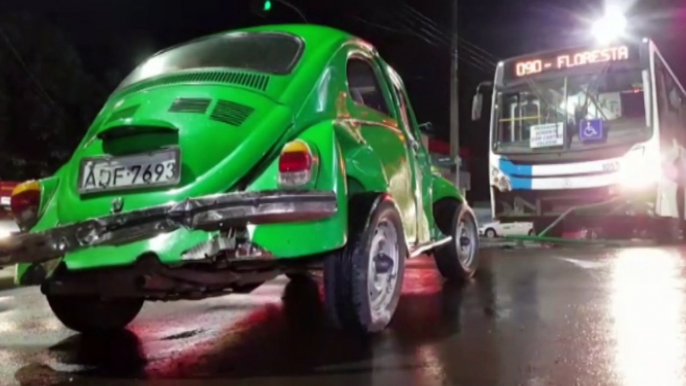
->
left=0, top=190, right=337, bottom=266
left=409, top=237, right=452, bottom=258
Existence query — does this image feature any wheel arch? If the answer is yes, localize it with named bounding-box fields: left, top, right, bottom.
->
left=431, top=176, right=465, bottom=206
left=348, top=192, right=409, bottom=256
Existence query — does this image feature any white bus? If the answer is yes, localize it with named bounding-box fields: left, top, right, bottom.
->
left=471, top=38, right=686, bottom=240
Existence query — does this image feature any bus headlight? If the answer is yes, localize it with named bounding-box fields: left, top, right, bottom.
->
left=491, top=166, right=512, bottom=192
left=618, top=146, right=661, bottom=190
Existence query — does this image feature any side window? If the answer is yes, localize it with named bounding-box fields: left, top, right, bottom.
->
left=390, top=75, right=422, bottom=141
left=347, top=58, right=391, bottom=116
left=656, top=58, right=686, bottom=144
left=394, top=85, right=412, bottom=133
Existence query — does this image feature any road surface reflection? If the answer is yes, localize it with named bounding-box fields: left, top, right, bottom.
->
left=611, top=248, right=686, bottom=386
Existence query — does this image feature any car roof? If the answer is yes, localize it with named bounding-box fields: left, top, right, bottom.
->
left=238, top=24, right=358, bottom=46
left=150, top=23, right=375, bottom=69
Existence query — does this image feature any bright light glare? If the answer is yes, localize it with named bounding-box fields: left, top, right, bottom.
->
left=592, top=6, right=628, bottom=44
left=618, top=147, right=661, bottom=190
left=138, top=56, right=167, bottom=79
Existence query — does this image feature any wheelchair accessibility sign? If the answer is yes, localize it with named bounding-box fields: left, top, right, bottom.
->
left=579, top=119, right=604, bottom=142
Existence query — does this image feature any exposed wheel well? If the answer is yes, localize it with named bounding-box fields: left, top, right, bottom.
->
left=433, top=198, right=461, bottom=237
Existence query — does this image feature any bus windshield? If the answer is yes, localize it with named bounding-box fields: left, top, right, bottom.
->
left=494, top=68, right=650, bottom=153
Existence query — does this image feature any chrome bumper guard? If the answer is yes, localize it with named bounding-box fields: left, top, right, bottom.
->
left=0, top=190, right=337, bottom=266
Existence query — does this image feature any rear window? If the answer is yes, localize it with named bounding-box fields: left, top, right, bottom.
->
left=118, top=32, right=303, bottom=89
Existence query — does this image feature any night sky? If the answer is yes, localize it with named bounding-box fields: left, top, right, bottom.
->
left=3, top=0, right=686, bottom=200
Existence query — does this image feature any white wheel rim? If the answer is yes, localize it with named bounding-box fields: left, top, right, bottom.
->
left=368, top=219, right=400, bottom=322
left=456, top=217, right=476, bottom=267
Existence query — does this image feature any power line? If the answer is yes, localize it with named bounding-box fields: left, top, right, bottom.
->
left=402, top=4, right=498, bottom=62
left=379, top=6, right=497, bottom=72
left=349, top=16, right=493, bottom=74
left=0, top=25, right=58, bottom=109
left=396, top=4, right=498, bottom=67
left=348, top=7, right=496, bottom=73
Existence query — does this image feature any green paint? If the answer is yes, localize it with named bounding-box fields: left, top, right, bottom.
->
left=14, top=24, right=465, bottom=285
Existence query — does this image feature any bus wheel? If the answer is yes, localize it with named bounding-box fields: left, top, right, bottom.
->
left=655, top=218, right=681, bottom=244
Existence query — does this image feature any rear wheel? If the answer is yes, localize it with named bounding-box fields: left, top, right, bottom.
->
left=324, top=195, right=406, bottom=333
left=432, top=199, right=479, bottom=282
left=47, top=295, right=143, bottom=334
left=485, top=228, right=497, bottom=238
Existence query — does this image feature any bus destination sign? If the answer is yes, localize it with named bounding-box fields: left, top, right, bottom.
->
left=504, top=45, right=634, bottom=82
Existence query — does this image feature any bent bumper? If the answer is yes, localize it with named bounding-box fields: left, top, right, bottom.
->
left=0, top=190, right=337, bottom=266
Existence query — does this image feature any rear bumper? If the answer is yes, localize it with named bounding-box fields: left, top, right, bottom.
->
left=0, top=190, right=337, bottom=266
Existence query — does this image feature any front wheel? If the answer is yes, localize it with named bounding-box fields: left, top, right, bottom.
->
left=432, top=199, right=480, bottom=282
left=47, top=295, right=143, bottom=334
left=324, top=196, right=406, bottom=333
left=485, top=228, right=497, bottom=238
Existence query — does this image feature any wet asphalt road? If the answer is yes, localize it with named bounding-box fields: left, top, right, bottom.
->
left=1, top=245, right=686, bottom=386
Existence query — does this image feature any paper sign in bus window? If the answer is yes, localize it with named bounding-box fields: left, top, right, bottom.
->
left=530, top=122, right=564, bottom=148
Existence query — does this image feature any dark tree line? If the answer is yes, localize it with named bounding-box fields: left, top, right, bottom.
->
left=0, top=13, right=108, bottom=180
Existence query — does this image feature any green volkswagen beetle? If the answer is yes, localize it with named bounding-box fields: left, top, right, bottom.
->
left=1, top=24, right=479, bottom=334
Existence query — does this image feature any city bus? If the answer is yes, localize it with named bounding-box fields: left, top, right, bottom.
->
left=471, top=38, right=686, bottom=240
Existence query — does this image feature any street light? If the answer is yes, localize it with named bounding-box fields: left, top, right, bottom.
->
left=591, top=6, right=627, bottom=44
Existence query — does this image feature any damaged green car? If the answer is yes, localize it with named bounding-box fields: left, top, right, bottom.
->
left=1, top=24, right=479, bottom=334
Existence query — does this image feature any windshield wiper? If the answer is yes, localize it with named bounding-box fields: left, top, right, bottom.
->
left=578, top=62, right=612, bottom=121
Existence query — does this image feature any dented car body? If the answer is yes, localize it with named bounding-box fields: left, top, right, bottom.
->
left=2, top=24, right=479, bottom=334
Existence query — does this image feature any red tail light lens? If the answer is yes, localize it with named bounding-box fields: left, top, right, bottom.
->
left=279, top=151, right=312, bottom=173
left=11, top=180, right=41, bottom=231
left=278, top=140, right=313, bottom=187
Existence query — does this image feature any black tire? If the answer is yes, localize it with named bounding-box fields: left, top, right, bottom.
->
left=485, top=228, right=497, bottom=238
left=655, top=217, right=681, bottom=245
left=432, top=199, right=479, bottom=283
left=285, top=272, right=311, bottom=282
left=47, top=295, right=143, bottom=334
left=324, top=194, right=407, bottom=333
left=527, top=229, right=535, bottom=236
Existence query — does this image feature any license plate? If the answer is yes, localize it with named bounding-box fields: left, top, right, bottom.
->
left=79, top=148, right=180, bottom=194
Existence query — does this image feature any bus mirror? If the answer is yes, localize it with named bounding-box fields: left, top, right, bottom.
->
left=471, top=93, right=484, bottom=121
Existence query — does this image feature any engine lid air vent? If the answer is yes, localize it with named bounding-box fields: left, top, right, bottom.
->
left=106, top=105, right=140, bottom=124
left=117, top=71, right=271, bottom=97
left=210, top=100, right=255, bottom=127
left=169, top=98, right=211, bottom=113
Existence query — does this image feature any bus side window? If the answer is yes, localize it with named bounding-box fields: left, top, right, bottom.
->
left=656, top=59, right=680, bottom=145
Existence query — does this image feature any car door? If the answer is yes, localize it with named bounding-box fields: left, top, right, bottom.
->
left=500, top=222, right=514, bottom=235
left=384, top=65, right=432, bottom=245
left=346, top=53, right=418, bottom=244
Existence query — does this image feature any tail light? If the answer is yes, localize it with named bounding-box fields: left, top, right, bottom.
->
left=11, top=180, right=41, bottom=231
left=278, top=140, right=314, bottom=187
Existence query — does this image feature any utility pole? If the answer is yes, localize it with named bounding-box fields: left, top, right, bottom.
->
left=449, top=0, right=461, bottom=192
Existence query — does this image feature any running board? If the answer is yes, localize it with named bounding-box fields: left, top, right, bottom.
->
left=410, top=237, right=452, bottom=258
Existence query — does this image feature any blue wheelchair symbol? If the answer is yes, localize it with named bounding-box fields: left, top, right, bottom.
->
left=579, top=119, right=604, bottom=142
